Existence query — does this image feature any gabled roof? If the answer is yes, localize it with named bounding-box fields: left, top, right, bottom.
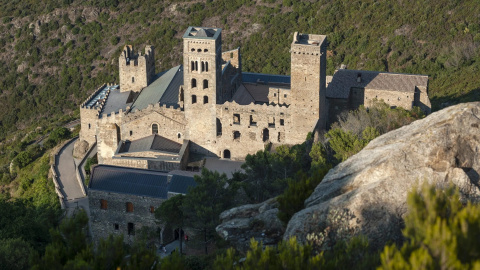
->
left=89, top=165, right=197, bottom=198
left=243, top=83, right=270, bottom=103
left=120, top=134, right=183, bottom=154
left=326, top=69, right=428, bottom=99
left=130, top=65, right=183, bottom=112
left=231, top=84, right=255, bottom=105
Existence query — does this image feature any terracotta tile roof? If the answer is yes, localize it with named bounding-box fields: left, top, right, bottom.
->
left=326, top=69, right=428, bottom=99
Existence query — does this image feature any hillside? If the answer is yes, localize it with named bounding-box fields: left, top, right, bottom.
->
left=0, top=0, right=479, bottom=167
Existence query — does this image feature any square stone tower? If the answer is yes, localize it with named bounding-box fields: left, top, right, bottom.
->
left=182, top=27, right=222, bottom=155
left=119, top=45, right=155, bottom=92
left=289, top=32, right=327, bottom=142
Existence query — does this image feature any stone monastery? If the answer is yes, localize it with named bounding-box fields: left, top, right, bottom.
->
left=77, top=26, right=431, bottom=169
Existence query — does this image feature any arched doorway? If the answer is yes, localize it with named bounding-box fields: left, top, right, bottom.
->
left=223, top=149, right=231, bottom=159
left=262, top=128, right=269, bottom=142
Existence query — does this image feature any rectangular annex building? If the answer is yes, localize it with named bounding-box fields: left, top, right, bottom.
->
left=88, top=165, right=197, bottom=244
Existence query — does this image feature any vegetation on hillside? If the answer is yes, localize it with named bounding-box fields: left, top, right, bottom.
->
left=0, top=0, right=479, bottom=171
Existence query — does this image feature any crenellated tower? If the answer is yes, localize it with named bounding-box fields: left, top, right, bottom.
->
left=289, top=32, right=327, bottom=142
left=182, top=27, right=222, bottom=155
left=119, top=45, right=155, bottom=92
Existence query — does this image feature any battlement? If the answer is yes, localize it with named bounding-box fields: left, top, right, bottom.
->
left=119, top=45, right=155, bottom=92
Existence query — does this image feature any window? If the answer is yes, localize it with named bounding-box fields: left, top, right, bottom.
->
left=233, top=114, right=240, bottom=124
left=129, top=130, right=133, bottom=136
left=201, top=61, right=205, bottom=72
left=191, top=48, right=195, bottom=52
left=203, top=79, right=208, bottom=89
left=249, top=115, right=257, bottom=126
left=150, top=206, right=155, bottom=214
left=192, top=95, right=197, bottom=104
left=88, top=123, right=91, bottom=129
left=152, top=124, right=158, bottom=134
left=197, top=48, right=201, bottom=52
left=132, top=77, right=135, bottom=83
left=203, top=96, right=208, bottom=104
left=269, top=117, right=275, bottom=128
left=233, top=131, right=241, bottom=140
left=205, top=62, right=208, bottom=72
left=284, top=94, right=287, bottom=98
left=216, top=118, right=222, bottom=136
left=128, top=223, right=135, bottom=235
left=274, top=93, right=277, bottom=97
left=195, top=61, right=198, bottom=71
left=280, top=119, right=284, bottom=126
left=262, top=128, right=269, bottom=142
left=224, top=149, right=231, bottom=159
left=191, top=61, right=195, bottom=71
left=100, top=199, right=107, bottom=210
left=114, top=223, right=119, bottom=230
left=204, top=49, right=208, bottom=52
left=126, top=202, right=134, bottom=213
left=230, top=52, right=233, bottom=58
left=191, top=78, right=197, bottom=88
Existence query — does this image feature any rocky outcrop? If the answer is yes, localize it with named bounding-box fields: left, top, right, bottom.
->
left=284, top=102, right=480, bottom=250
left=73, top=139, right=90, bottom=158
left=216, top=198, right=285, bottom=253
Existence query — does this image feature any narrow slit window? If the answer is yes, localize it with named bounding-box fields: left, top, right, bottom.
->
left=192, top=95, right=197, bottom=104
left=204, top=96, right=208, bottom=104
left=203, top=79, right=208, bottom=89
left=191, top=78, right=197, bottom=88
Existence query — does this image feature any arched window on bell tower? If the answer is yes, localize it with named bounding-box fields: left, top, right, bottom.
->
left=201, top=61, right=205, bottom=72
left=205, top=62, right=208, bottom=72
left=191, top=78, right=197, bottom=88
left=203, top=79, right=208, bottom=89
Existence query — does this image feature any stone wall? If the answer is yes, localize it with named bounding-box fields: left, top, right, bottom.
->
left=364, top=88, right=415, bottom=109
left=122, top=104, right=187, bottom=145
left=267, top=87, right=291, bottom=105
left=88, top=189, right=169, bottom=245
left=213, top=102, right=290, bottom=159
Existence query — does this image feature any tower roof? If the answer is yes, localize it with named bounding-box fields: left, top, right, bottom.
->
left=183, top=26, right=221, bottom=40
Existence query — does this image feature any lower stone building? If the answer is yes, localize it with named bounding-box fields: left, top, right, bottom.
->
left=88, top=165, right=197, bottom=245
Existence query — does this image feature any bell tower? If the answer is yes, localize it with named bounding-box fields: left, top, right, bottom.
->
left=182, top=27, right=222, bottom=154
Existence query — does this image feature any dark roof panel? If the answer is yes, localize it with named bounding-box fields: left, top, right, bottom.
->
left=130, top=66, right=182, bottom=112
left=121, top=134, right=182, bottom=154
left=168, top=175, right=197, bottom=194
left=89, top=165, right=197, bottom=198
left=89, top=165, right=169, bottom=198
left=242, top=72, right=291, bottom=84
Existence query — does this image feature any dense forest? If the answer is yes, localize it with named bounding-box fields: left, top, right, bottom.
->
left=1, top=0, right=480, bottom=268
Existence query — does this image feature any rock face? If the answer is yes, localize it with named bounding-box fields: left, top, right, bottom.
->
left=73, top=139, right=90, bottom=158
left=216, top=198, right=285, bottom=253
left=284, top=102, right=480, bottom=250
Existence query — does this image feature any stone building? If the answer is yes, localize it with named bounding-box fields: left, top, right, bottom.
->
left=88, top=165, right=197, bottom=244
left=77, top=26, right=431, bottom=163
